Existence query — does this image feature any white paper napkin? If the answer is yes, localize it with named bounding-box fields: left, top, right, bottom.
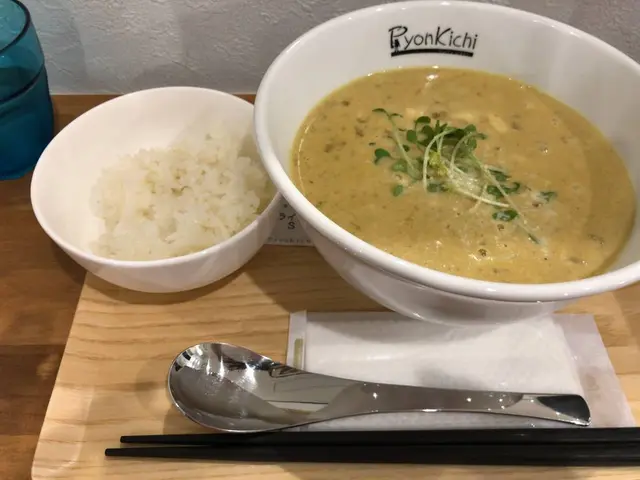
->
left=286, top=311, right=634, bottom=430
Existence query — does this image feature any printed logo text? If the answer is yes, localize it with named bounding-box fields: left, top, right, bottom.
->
left=389, top=25, right=478, bottom=57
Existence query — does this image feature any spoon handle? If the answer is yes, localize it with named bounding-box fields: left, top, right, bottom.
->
left=320, top=382, right=590, bottom=426
left=266, top=366, right=590, bottom=427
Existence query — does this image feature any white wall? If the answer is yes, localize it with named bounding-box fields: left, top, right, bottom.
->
left=24, top=0, right=640, bottom=93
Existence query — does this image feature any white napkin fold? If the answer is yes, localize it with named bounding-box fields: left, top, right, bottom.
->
left=286, top=312, right=634, bottom=430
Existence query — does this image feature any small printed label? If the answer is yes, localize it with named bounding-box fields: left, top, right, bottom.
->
left=266, top=199, right=312, bottom=246
left=389, top=25, right=478, bottom=57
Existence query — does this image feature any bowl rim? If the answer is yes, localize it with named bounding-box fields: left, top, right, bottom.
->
left=254, top=0, right=640, bottom=303
left=31, top=86, right=283, bottom=268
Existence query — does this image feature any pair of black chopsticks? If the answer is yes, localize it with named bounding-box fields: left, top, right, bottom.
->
left=105, top=427, right=640, bottom=466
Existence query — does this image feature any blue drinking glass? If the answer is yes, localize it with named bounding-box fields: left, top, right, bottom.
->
left=0, top=0, right=54, bottom=180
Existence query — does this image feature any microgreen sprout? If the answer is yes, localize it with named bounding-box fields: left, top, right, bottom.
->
left=374, top=148, right=390, bottom=164
left=493, top=209, right=519, bottom=222
left=372, top=108, right=421, bottom=178
left=392, top=185, right=404, bottom=197
left=539, top=191, right=557, bottom=203
left=370, top=107, right=557, bottom=243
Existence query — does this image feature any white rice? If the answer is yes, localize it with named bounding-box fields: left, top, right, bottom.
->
left=90, top=131, right=274, bottom=261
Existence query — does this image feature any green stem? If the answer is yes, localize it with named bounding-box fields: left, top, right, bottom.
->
left=470, top=154, right=541, bottom=242
left=388, top=117, right=420, bottom=178
left=471, top=155, right=527, bottom=220
left=454, top=187, right=508, bottom=208
left=422, top=129, right=454, bottom=189
left=469, top=184, right=487, bottom=212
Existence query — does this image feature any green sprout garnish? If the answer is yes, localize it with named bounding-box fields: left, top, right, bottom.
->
left=372, top=108, right=421, bottom=179
left=539, top=191, right=557, bottom=203
left=487, top=182, right=520, bottom=199
left=488, top=168, right=509, bottom=182
left=370, top=107, right=557, bottom=244
left=391, top=161, right=407, bottom=172
left=427, top=182, right=449, bottom=192
left=373, top=148, right=391, bottom=164
left=493, top=209, right=519, bottom=222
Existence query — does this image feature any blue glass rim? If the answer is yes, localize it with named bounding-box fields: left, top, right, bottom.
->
left=0, top=0, right=30, bottom=56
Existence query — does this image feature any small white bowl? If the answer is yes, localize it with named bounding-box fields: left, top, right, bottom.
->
left=254, top=0, right=640, bottom=323
left=31, top=87, right=281, bottom=293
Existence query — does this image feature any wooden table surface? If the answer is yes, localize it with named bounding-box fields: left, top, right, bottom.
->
left=2, top=95, right=640, bottom=479
left=0, top=95, right=140, bottom=480
left=0, top=96, right=116, bottom=480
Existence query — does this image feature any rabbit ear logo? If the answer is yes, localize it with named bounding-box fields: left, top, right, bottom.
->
left=389, top=25, right=478, bottom=57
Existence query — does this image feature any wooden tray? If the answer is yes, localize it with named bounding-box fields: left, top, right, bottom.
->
left=32, top=245, right=640, bottom=479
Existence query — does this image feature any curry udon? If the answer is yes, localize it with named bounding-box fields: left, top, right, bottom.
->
left=292, top=67, right=635, bottom=283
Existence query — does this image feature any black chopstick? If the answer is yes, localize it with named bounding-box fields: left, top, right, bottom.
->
left=105, top=442, right=640, bottom=466
left=119, top=427, right=640, bottom=446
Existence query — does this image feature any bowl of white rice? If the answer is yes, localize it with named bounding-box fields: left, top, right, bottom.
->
left=31, top=87, right=280, bottom=293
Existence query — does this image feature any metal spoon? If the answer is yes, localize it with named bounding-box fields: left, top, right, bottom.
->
left=167, top=342, right=591, bottom=432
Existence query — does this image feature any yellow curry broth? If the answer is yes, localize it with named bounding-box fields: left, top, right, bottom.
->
left=292, top=67, right=635, bottom=283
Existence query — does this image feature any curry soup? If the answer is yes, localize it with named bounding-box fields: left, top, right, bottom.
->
left=292, top=67, right=636, bottom=284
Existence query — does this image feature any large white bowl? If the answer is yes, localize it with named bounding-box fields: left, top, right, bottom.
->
left=254, top=0, right=640, bottom=323
left=32, top=87, right=281, bottom=293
